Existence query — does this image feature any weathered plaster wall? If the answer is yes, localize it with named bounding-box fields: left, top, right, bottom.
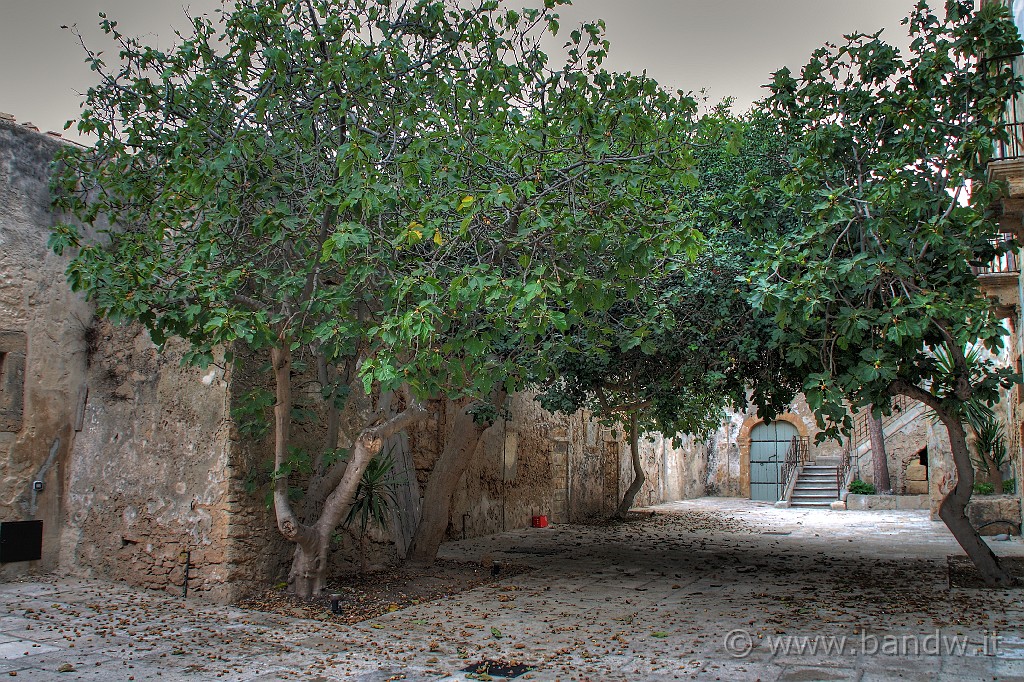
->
left=413, top=393, right=569, bottom=541
left=0, top=121, right=92, bottom=578
left=0, top=120, right=240, bottom=600
left=626, top=431, right=708, bottom=509
left=413, top=394, right=709, bottom=544
left=61, top=321, right=236, bottom=601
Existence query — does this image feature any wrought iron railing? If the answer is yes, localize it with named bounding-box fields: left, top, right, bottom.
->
left=842, top=395, right=920, bottom=491
left=990, top=52, right=1024, bottom=162
left=973, top=234, right=1020, bottom=276
left=849, top=394, right=913, bottom=453
left=780, top=435, right=810, bottom=500
left=838, top=441, right=852, bottom=493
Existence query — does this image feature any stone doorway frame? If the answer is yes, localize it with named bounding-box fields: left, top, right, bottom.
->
left=737, top=413, right=809, bottom=499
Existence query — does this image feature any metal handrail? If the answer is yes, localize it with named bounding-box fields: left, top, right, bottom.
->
left=780, top=435, right=810, bottom=500
left=841, top=395, right=920, bottom=492
left=838, top=441, right=852, bottom=493
left=848, top=395, right=913, bottom=454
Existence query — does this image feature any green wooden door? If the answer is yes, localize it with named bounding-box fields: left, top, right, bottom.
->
left=750, top=421, right=798, bottom=502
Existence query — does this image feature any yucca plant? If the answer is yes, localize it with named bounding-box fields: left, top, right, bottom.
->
left=931, top=344, right=1010, bottom=491
left=930, top=344, right=995, bottom=425
left=969, top=413, right=1008, bottom=491
left=344, top=451, right=400, bottom=574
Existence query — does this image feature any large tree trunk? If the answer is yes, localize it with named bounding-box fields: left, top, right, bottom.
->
left=270, top=359, right=428, bottom=598
left=933, top=404, right=1015, bottom=587
left=288, top=401, right=428, bottom=597
left=287, top=432, right=376, bottom=597
left=287, top=535, right=331, bottom=598
left=867, top=408, right=892, bottom=494
left=269, top=345, right=321, bottom=596
left=406, top=399, right=497, bottom=566
left=614, top=412, right=644, bottom=520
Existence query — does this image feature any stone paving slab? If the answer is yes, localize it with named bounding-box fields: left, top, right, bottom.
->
left=1, top=497, right=1024, bottom=680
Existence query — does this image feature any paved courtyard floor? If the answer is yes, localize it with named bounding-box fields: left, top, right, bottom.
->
left=2, top=498, right=1024, bottom=681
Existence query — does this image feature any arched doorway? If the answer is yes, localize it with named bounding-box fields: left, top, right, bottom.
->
left=749, top=420, right=799, bottom=502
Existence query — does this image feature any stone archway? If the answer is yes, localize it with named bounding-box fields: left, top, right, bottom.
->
left=737, top=413, right=810, bottom=499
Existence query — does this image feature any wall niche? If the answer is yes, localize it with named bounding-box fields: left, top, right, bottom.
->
left=0, top=331, right=27, bottom=432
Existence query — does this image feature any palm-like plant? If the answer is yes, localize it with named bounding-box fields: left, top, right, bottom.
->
left=969, top=413, right=1008, bottom=490
left=930, top=344, right=994, bottom=423
left=931, top=344, right=1010, bottom=490
left=344, top=451, right=400, bottom=573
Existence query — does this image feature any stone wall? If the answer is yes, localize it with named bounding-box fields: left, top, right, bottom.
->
left=0, top=120, right=240, bottom=601
left=629, top=431, right=709, bottom=508
left=0, top=121, right=92, bottom=578
left=445, top=393, right=569, bottom=535
left=363, top=393, right=712, bottom=561
left=60, top=321, right=236, bottom=601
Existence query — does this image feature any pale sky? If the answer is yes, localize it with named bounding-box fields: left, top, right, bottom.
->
left=0, top=1, right=920, bottom=139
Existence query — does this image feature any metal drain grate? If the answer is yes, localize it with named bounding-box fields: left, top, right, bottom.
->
left=503, top=546, right=561, bottom=556
left=460, top=659, right=532, bottom=679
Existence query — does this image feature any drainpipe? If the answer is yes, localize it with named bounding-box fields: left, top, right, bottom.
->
left=180, top=549, right=191, bottom=599
left=26, top=437, right=61, bottom=518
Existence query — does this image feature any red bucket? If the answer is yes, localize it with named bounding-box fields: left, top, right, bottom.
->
left=531, top=515, right=549, bottom=528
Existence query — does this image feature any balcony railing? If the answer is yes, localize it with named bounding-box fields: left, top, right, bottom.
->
left=973, top=234, right=1020, bottom=276
left=991, top=52, right=1024, bottom=162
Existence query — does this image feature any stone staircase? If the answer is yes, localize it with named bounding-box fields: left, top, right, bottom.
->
left=789, top=462, right=840, bottom=508
left=782, top=398, right=930, bottom=509
left=850, top=400, right=927, bottom=463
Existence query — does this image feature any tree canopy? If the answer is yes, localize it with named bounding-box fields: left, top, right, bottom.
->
left=536, top=110, right=802, bottom=515
left=539, top=112, right=798, bottom=435
left=50, top=0, right=709, bottom=594
left=51, top=0, right=703, bottom=397
left=743, top=0, right=1023, bottom=585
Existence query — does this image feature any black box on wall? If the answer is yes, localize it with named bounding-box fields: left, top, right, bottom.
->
left=0, top=520, right=43, bottom=563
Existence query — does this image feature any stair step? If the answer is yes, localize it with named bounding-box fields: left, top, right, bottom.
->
left=791, top=501, right=835, bottom=508
left=802, top=466, right=838, bottom=471
left=791, top=492, right=839, bottom=499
